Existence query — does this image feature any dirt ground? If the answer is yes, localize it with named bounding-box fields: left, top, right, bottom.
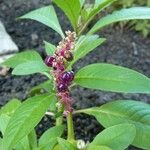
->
left=0, top=0, right=150, bottom=149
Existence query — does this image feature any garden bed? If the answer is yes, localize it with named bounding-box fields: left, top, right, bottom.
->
left=1, top=0, right=150, bottom=149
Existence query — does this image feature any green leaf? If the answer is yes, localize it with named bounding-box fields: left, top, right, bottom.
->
left=12, top=61, right=49, bottom=75
left=94, top=0, right=117, bottom=8
left=29, top=81, right=57, bottom=112
left=78, top=0, right=117, bottom=35
left=2, top=51, right=42, bottom=68
left=39, top=125, right=64, bottom=146
left=0, top=99, right=21, bottom=116
left=29, top=80, right=53, bottom=96
left=34, top=138, right=57, bottom=150
left=80, top=8, right=89, bottom=23
left=68, top=35, right=105, bottom=68
left=28, top=130, right=37, bottom=149
left=80, top=100, right=150, bottom=149
left=89, top=7, right=150, bottom=34
left=89, top=124, right=136, bottom=150
left=0, top=138, right=2, bottom=146
left=75, top=63, right=150, bottom=93
left=53, top=0, right=81, bottom=31
left=15, top=137, right=30, bottom=150
left=49, top=97, right=57, bottom=112
left=19, top=6, right=64, bottom=38
left=89, top=0, right=117, bottom=20
left=80, top=0, right=85, bottom=7
left=0, top=114, right=10, bottom=135
left=57, top=138, right=76, bottom=150
left=44, top=41, right=56, bottom=56
left=95, top=0, right=103, bottom=6
left=87, top=145, right=112, bottom=150
left=2, top=94, right=55, bottom=150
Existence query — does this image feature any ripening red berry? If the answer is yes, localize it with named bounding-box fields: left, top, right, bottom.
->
left=60, top=49, right=65, bottom=56
left=65, top=43, right=71, bottom=50
left=58, top=65, right=65, bottom=71
left=45, top=56, right=55, bottom=67
left=57, top=83, right=68, bottom=92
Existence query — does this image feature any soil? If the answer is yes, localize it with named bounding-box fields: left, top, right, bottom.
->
left=0, top=0, right=150, bottom=150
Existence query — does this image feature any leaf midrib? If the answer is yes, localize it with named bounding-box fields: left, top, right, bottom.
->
left=87, top=109, right=150, bottom=127
left=75, top=76, right=149, bottom=88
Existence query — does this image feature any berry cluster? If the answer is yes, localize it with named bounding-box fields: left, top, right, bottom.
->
left=45, top=31, right=76, bottom=115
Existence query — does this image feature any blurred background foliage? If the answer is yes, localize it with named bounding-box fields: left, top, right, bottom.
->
left=113, top=0, right=150, bottom=37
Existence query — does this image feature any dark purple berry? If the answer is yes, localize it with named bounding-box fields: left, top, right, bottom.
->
left=45, top=56, right=55, bottom=67
left=68, top=71, right=74, bottom=81
left=57, top=83, right=68, bottom=92
left=61, top=71, right=74, bottom=83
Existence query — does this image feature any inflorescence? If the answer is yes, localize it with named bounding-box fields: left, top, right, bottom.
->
left=45, top=31, right=76, bottom=115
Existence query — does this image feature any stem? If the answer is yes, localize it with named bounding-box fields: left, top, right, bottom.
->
left=77, top=15, right=95, bottom=36
left=56, top=103, right=63, bottom=126
left=77, top=12, right=99, bottom=36
left=67, top=112, right=75, bottom=140
left=77, top=21, right=89, bottom=36
left=73, top=109, right=85, bottom=114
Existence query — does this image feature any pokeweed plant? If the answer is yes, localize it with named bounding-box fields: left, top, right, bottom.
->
left=1, top=0, right=150, bottom=150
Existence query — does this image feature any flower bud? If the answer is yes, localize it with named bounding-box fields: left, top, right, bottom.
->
left=77, top=140, right=86, bottom=150
left=64, top=51, right=73, bottom=61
